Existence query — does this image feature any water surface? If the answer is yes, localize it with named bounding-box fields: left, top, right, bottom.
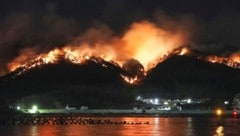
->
left=0, top=117, right=239, bottom=136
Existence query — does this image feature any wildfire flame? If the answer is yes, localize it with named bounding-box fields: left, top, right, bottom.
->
left=5, top=21, right=240, bottom=85
left=120, top=75, right=140, bottom=85
left=230, top=52, right=240, bottom=64
left=205, top=53, right=240, bottom=69
left=177, top=47, right=191, bottom=56
left=6, top=21, right=188, bottom=84
left=121, top=21, right=186, bottom=70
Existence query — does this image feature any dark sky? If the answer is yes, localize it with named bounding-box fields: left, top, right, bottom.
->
left=1, top=0, right=239, bottom=20
left=0, top=0, right=239, bottom=75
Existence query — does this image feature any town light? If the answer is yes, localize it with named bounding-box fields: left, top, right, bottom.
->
left=164, top=101, right=169, bottom=105
left=216, top=109, right=222, bottom=116
left=233, top=111, right=238, bottom=116
left=154, top=98, right=159, bottom=105
left=28, top=105, right=38, bottom=114
left=136, top=96, right=141, bottom=100
left=16, top=106, right=21, bottom=110
left=224, top=101, right=229, bottom=105
left=187, top=98, right=191, bottom=104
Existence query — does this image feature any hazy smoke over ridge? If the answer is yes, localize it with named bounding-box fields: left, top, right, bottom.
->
left=0, top=12, right=79, bottom=75
left=0, top=7, right=239, bottom=76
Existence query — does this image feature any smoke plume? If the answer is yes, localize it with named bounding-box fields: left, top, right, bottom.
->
left=0, top=9, right=239, bottom=78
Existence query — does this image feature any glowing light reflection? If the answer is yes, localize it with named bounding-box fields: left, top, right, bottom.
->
left=214, top=126, right=224, bottom=136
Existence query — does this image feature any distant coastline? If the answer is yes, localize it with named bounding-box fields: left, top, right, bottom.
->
left=15, top=109, right=238, bottom=117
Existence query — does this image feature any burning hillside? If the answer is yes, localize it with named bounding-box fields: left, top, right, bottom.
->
left=2, top=21, right=240, bottom=85
left=4, top=21, right=189, bottom=84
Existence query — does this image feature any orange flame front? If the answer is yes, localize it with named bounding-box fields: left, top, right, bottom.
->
left=205, top=52, right=240, bottom=69
left=6, top=21, right=189, bottom=84
left=5, top=21, right=240, bottom=84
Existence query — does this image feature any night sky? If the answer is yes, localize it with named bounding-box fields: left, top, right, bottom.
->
left=0, top=0, right=239, bottom=74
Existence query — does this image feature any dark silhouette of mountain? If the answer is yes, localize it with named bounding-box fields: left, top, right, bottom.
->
left=137, top=55, right=240, bottom=99
left=0, top=55, right=239, bottom=108
left=0, top=58, right=134, bottom=108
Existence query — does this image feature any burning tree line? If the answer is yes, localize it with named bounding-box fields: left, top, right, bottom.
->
left=3, top=21, right=240, bottom=85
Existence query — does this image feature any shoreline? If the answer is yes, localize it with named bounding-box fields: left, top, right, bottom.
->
left=1, top=109, right=238, bottom=118
left=0, top=109, right=238, bottom=125
left=18, top=109, right=237, bottom=117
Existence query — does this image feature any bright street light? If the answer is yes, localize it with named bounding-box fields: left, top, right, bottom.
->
left=154, top=98, right=159, bottom=104
left=17, top=106, right=20, bottom=110
left=28, top=105, right=38, bottom=114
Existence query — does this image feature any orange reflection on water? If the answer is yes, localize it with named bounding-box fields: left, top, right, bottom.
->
left=214, top=126, right=224, bottom=136
left=30, top=126, right=38, bottom=136
left=119, top=117, right=194, bottom=136
left=36, top=125, right=59, bottom=136
left=27, top=117, right=194, bottom=136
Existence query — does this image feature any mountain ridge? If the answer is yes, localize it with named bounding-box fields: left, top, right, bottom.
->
left=0, top=55, right=239, bottom=108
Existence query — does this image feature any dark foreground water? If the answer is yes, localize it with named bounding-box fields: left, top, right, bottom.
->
left=0, top=117, right=239, bottom=136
